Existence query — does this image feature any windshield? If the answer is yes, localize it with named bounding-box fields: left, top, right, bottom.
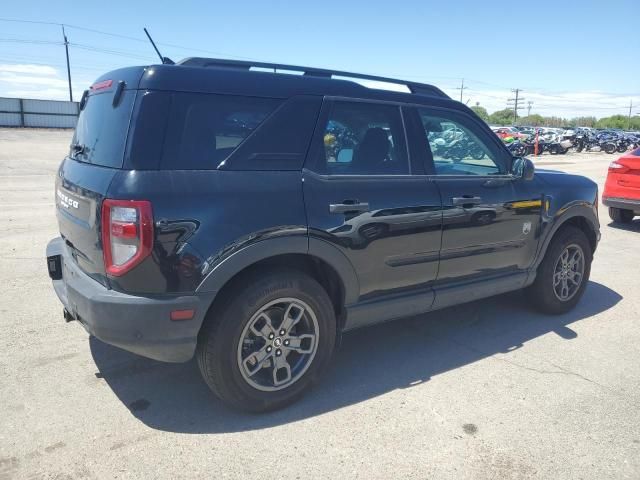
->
left=71, top=90, right=136, bottom=168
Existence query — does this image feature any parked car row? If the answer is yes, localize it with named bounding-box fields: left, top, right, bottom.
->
left=490, top=125, right=640, bottom=156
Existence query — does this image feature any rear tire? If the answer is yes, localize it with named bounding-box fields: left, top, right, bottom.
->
left=197, top=269, right=336, bottom=412
left=526, top=226, right=592, bottom=315
left=603, top=143, right=616, bottom=154
left=609, top=207, right=635, bottom=224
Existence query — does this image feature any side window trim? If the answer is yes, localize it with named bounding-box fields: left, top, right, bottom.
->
left=399, top=105, right=413, bottom=175
left=416, top=106, right=512, bottom=177
left=402, top=106, right=432, bottom=176
left=306, top=96, right=412, bottom=177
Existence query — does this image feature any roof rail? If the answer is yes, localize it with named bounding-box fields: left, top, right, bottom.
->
left=177, top=57, right=449, bottom=98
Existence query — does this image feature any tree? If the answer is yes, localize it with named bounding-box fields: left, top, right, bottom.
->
left=518, top=114, right=545, bottom=126
left=567, top=116, right=597, bottom=128
left=487, top=108, right=514, bottom=126
left=470, top=105, right=489, bottom=122
left=596, top=115, right=640, bottom=130
left=543, top=116, right=568, bottom=128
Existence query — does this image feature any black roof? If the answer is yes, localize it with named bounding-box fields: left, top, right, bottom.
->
left=94, top=58, right=462, bottom=110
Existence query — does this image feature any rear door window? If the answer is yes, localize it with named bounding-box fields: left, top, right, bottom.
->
left=318, top=100, right=409, bottom=175
left=161, top=93, right=281, bottom=170
left=71, top=90, right=136, bottom=168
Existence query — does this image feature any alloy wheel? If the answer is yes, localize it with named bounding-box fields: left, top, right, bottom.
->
left=552, top=243, right=585, bottom=301
left=237, top=298, right=319, bottom=392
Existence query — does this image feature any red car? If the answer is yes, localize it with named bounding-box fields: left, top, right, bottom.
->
left=603, top=147, right=640, bottom=223
left=492, top=127, right=528, bottom=140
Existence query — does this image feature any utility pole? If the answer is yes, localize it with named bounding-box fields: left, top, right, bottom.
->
left=527, top=101, right=533, bottom=117
left=507, top=88, right=525, bottom=124
left=456, top=78, right=467, bottom=103
left=61, top=25, right=73, bottom=102
left=628, top=99, right=633, bottom=130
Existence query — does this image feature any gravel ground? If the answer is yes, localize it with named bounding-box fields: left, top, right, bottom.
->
left=0, top=128, right=639, bottom=480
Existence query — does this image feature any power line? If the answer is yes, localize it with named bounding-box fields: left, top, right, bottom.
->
left=1, top=17, right=639, bottom=120
left=0, top=57, right=114, bottom=72
left=0, top=17, right=61, bottom=26
left=69, top=43, right=154, bottom=61
left=0, top=17, right=259, bottom=62
left=0, top=38, right=63, bottom=45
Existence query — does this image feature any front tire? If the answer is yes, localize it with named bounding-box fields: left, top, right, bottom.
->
left=609, top=207, right=635, bottom=224
left=197, top=269, right=336, bottom=412
left=526, top=226, right=592, bottom=315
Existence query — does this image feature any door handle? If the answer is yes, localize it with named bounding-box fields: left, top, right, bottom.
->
left=452, top=196, right=482, bottom=206
left=329, top=201, right=370, bottom=214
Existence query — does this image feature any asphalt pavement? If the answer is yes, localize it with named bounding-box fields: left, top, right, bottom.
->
left=0, top=128, right=638, bottom=479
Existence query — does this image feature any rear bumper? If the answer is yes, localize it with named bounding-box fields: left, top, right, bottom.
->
left=46, top=237, right=215, bottom=362
left=602, top=197, right=640, bottom=213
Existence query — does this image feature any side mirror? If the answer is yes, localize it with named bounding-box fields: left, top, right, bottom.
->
left=512, top=157, right=535, bottom=181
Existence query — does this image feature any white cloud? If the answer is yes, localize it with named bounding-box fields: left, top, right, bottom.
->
left=0, top=72, right=69, bottom=88
left=449, top=87, right=639, bottom=119
left=5, top=88, right=75, bottom=100
left=0, top=64, right=58, bottom=76
left=0, top=63, right=90, bottom=100
left=0, top=63, right=636, bottom=119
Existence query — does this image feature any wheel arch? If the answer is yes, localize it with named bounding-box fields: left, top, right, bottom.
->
left=534, top=205, right=599, bottom=270
left=196, top=236, right=359, bottom=332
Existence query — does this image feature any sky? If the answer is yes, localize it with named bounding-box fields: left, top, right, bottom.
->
left=1, top=0, right=639, bottom=119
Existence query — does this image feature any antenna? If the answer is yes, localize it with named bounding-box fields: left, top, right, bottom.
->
left=143, top=28, right=174, bottom=65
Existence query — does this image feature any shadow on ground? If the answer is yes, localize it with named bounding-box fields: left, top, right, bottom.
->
left=90, top=281, right=620, bottom=433
left=607, top=219, right=640, bottom=232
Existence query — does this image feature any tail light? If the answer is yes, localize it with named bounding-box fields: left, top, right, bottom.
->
left=101, top=199, right=153, bottom=276
left=608, top=161, right=629, bottom=174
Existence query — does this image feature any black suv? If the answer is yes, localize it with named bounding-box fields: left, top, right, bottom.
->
left=47, top=58, right=600, bottom=412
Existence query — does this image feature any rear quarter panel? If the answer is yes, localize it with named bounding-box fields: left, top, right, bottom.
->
left=105, top=170, right=308, bottom=294
left=604, top=153, right=640, bottom=200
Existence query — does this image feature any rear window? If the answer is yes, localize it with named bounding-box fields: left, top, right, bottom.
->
left=161, top=93, right=281, bottom=170
left=71, top=90, right=136, bottom=168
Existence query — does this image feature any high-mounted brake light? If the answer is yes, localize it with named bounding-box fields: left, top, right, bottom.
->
left=101, top=199, right=153, bottom=276
left=90, top=79, right=113, bottom=91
